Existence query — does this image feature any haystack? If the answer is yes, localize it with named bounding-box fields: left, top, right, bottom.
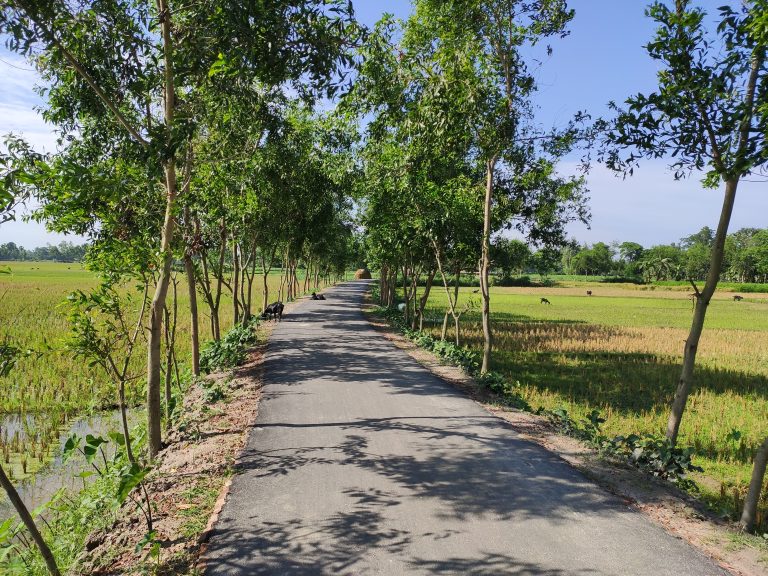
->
left=354, top=268, right=372, bottom=280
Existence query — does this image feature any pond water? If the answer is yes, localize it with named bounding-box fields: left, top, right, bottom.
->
left=0, top=410, right=138, bottom=521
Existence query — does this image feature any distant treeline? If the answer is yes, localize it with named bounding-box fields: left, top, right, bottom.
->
left=493, top=226, right=768, bottom=284
left=0, top=241, right=87, bottom=263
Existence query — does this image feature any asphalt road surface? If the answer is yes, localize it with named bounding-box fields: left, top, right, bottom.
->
left=203, top=281, right=726, bottom=576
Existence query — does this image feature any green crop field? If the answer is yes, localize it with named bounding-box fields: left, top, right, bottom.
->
left=0, top=261, right=298, bottom=481
left=421, top=283, right=768, bottom=517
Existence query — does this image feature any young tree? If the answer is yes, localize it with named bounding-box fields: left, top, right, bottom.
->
left=404, top=0, right=585, bottom=373
left=605, top=1, right=768, bottom=445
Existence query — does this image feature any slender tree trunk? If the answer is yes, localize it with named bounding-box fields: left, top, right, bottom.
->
left=163, top=277, right=178, bottom=430
left=402, top=264, right=410, bottom=325
left=418, top=268, right=436, bottom=331
left=232, top=243, right=240, bottom=325
left=741, top=435, right=768, bottom=533
left=164, top=304, right=173, bottom=427
left=147, top=160, right=177, bottom=458
left=279, top=247, right=289, bottom=302
left=666, top=178, right=739, bottom=444
left=441, top=311, right=450, bottom=341
left=479, top=157, right=496, bottom=374
left=453, top=268, right=461, bottom=345
left=244, top=243, right=257, bottom=324
left=147, top=0, right=177, bottom=458
left=183, top=252, right=199, bottom=376
left=211, top=223, right=226, bottom=341
left=379, top=265, right=387, bottom=305
left=0, top=464, right=61, bottom=576
left=410, top=270, right=420, bottom=330
left=388, top=267, right=397, bottom=307
left=261, top=255, right=270, bottom=311
left=118, top=379, right=135, bottom=464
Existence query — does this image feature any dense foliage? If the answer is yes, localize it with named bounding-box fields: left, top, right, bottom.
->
left=0, top=241, right=86, bottom=262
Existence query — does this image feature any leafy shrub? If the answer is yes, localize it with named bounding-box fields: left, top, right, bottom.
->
left=199, top=322, right=258, bottom=373
left=477, top=370, right=506, bottom=393
left=546, top=408, right=702, bottom=489
left=600, top=276, right=644, bottom=284
left=609, top=434, right=703, bottom=489
left=429, top=339, right=479, bottom=372
left=493, top=275, right=534, bottom=287
left=200, top=380, right=226, bottom=403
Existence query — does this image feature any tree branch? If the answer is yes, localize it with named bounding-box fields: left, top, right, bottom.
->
left=16, top=1, right=149, bottom=147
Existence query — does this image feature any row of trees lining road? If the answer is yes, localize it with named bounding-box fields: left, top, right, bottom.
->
left=347, top=0, right=767, bottom=533
left=0, top=0, right=362, bottom=461
left=0, top=2, right=362, bottom=571
left=545, top=227, right=768, bottom=283
left=0, top=241, right=87, bottom=262
left=345, top=1, right=590, bottom=372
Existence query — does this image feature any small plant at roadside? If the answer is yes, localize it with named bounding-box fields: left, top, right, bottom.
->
left=546, top=408, right=702, bottom=490
left=199, top=321, right=258, bottom=373
left=63, top=432, right=154, bottom=532
left=200, top=379, right=227, bottom=403
left=610, top=434, right=703, bottom=490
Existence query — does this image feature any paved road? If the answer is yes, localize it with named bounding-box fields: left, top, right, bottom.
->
left=203, top=281, right=726, bottom=576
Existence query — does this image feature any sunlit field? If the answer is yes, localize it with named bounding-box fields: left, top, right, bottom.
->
left=0, top=261, right=299, bottom=480
left=421, top=283, right=768, bottom=512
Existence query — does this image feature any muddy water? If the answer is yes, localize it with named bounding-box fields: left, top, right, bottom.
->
left=0, top=410, right=139, bottom=520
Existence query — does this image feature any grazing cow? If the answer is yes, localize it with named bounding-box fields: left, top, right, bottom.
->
left=311, top=292, right=326, bottom=300
left=733, top=295, right=744, bottom=301
left=586, top=290, right=592, bottom=296
left=261, top=301, right=284, bottom=322
left=540, top=297, right=551, bottom=305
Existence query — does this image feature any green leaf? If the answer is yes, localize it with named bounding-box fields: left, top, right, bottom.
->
left=63, top=434, right=81, bottom=461
left=108, top=431, right=126, bottom=446
left=135, top=529, right=158, bottom=553
left=116, top=463, right=151, bottom=505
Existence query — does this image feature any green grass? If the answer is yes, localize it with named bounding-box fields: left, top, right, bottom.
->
left=418, top=283, right=768, bottom=526
left=178, top=475, right=225, bottom=539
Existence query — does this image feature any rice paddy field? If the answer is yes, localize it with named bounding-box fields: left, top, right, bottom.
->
left=421, top=283, right=768, bottom=518
left=0, top=261, right=293, bottom=483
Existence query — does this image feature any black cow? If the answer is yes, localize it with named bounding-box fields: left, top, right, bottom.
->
left=586, top=290, right=592, bottom=296
left=733, top=295, right=744, bottom=301
left=540, top=297, right=551, bottom=305
left=311, top=292, right=326, bottom=300
left=262, top=301, right=284, bottom=322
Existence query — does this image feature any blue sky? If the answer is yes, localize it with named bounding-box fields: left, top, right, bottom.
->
left=0, top=0, right=764, bottom=249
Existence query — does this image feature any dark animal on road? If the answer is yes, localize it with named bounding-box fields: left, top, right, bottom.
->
left=540, top=297, right=551, bottom=305
left=262, top=301, right=284, bottom=321
left=311, top=292, right=326, bottom=300
left=733, top=295, right=744, bottom=301
left=586, top=290, right=592, bottom=296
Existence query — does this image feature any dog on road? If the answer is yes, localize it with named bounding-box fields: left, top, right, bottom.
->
left=262, top=301, right=284, bottom=322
